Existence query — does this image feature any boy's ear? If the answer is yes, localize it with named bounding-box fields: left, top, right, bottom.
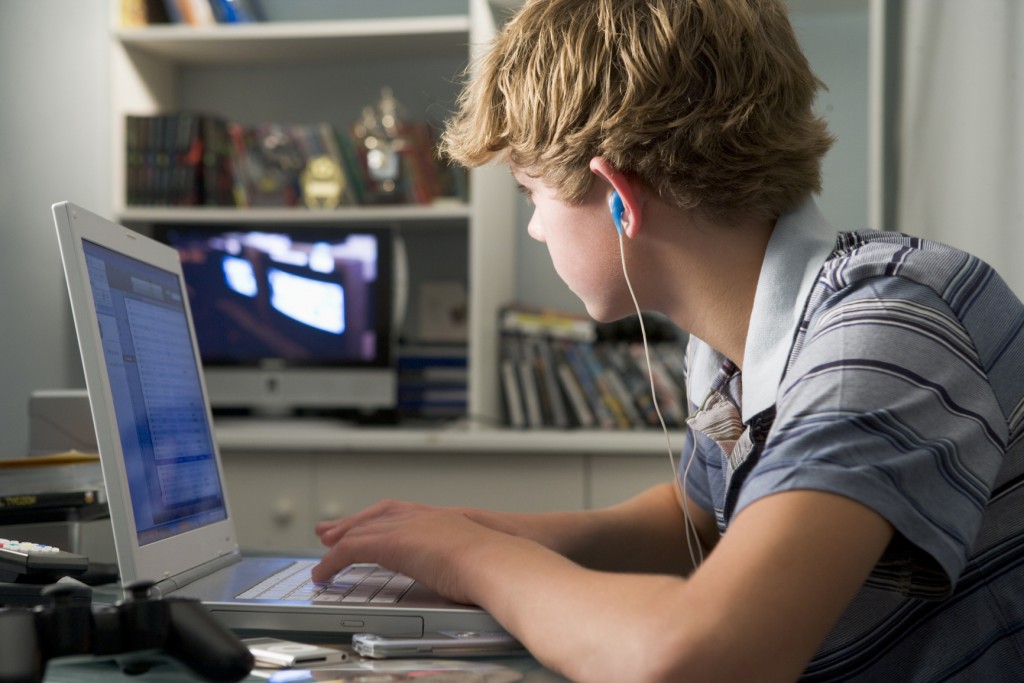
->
left=589, top=157, right=642, bottom=238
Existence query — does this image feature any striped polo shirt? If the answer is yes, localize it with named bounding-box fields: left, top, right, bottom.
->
left=682, top=200, right=1024, bottom=681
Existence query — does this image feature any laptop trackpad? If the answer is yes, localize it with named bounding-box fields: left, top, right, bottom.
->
left=180, top=555, right=304, bottom=599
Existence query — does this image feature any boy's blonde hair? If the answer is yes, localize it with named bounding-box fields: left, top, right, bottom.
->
left=442, top=0, right=834, bottom=221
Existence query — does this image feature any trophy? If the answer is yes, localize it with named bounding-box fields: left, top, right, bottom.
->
left=296, top=122, right=350, bottom=209
left=351, top=87, right=410, bottom=204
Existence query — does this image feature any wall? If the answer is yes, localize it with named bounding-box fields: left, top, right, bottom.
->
left=0, top=2, right=110, bottom=459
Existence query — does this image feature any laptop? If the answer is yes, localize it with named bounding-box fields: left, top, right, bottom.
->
left=52, top=201, right=498, bottom=638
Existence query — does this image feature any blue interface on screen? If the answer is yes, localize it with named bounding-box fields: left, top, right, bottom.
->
left=83, top=239, right=227, bottom=546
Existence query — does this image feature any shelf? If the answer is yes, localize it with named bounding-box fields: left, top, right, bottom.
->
left=118, top=203, right=471, bottom=226
left=213, top=418, right=683, bottom=456
left=110, top=0, right=520, bottom=426
left=114, top=17, right=474, bottom=65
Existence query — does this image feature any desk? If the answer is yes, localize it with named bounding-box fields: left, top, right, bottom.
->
left=42, top=650, right=570, bottom=682
left=36, top=581, right=568, bottom=682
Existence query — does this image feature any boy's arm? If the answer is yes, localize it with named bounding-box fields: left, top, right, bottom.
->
left=464, top=481, right=718, bottom=575
left=314, top=489, right=892, bottom=683
left=316, top=481, right=718, bottom=577
left=470, top=489, right=893, bottom=683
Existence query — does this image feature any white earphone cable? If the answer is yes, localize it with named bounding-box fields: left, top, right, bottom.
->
left=615, top=227, right=704, bottom=570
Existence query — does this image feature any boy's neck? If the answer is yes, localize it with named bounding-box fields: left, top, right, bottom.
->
left=660, top=210, right=776, bottom=371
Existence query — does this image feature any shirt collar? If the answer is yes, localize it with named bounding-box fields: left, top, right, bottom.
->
left=687, top=198, right=837, bottom=422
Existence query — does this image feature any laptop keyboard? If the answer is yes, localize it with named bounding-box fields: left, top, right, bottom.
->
left=236, top=561, right=415, bottom=604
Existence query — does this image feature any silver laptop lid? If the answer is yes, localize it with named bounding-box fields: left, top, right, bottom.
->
left=53, top=201, right=240, bottom=585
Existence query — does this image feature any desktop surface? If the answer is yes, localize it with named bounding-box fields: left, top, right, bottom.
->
left=41, top=651, right=569, bottom=683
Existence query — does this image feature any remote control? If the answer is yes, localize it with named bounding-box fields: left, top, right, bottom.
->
left=0, top=540, right=89, bottom=583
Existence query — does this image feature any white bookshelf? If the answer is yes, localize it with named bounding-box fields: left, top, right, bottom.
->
left=117, top=204, right=471, bottom=225
left=113, top=17, right=473, bottom=64
left=108, top=0, right=523, bottom=430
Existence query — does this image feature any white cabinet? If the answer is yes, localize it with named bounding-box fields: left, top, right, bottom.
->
left=215, top=423, right=676, bottom=551
left=311, top=452, right=587, bottom=519
left=220, top=451, right=320, bottom=551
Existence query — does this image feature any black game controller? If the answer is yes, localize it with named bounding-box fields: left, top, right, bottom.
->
left=0, top=580, right=254, bottom=683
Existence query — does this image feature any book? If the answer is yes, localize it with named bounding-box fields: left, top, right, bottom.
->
left=120, top=0, right=171, bottom=27
left=602, top=342, right=660, bottom=428
left=399, top=121, right=443, bottom=205
left=334, top=127, right=367, bottom=204
left=562, top=341, right=616, bottom=430
left=125, top=112, right=238, bottom=207
left=551, top=340, right=595, bottom=428
left=174, top=112, right=202, bottom=205
left=161, top=0, right=184, bottom=22
left=176, top=0, right=216, bottom=26
left=500, top=306, right=596, bottom=342
left=396, top=345, right=469, bottom=422
left=200, top=115, right=236, bottom=206
left=533, top=337, right=570, bottom=429
left=631, top=344, right=687, bottom=427
left=495, top=306, right=690, bottom=431
left=578, top=343, right=631, bottom=429
left=598, top=348, right=645, bottom=429
left=515, top=336, right=543, bottom=429
left=208, top=0, right=260, bottom=23
left=499, top=336, right=526, bottom=429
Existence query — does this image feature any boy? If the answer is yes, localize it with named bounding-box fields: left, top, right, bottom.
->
left=314, top=1, right=1024, bottom=680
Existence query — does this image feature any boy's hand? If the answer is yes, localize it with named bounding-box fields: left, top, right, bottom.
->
left=312, top=499, right=511, bottom=605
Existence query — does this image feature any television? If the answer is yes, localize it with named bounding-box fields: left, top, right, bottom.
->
left=156, top=224, right=398, bottom=416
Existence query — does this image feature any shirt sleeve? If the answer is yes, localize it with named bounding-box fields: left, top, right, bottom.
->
left=735, top=277, right=1007, bottom=597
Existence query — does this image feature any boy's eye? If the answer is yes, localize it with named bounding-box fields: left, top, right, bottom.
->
left=515, top=183, right=533, bottom=201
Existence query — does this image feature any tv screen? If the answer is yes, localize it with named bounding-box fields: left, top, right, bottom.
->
left=157, top=225, right=396, bottom=414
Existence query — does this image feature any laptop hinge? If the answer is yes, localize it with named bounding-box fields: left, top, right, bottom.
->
left=152, top=551, right=242, bottom=597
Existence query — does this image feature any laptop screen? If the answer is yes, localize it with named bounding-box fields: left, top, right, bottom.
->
left=82, top=238, right=227, bottom=546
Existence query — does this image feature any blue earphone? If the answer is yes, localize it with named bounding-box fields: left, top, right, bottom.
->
left=608, top=190, right=625, bottom=235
